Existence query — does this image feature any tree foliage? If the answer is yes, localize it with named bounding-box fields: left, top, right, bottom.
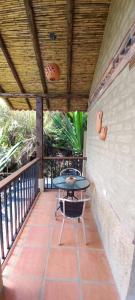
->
left=48, top=112, right=87, bottom=155
left=0, top=102, right=36, bottom=171
left=0, top=141, right=23, bottom=172
left=0, top=101, right=87, bottom=172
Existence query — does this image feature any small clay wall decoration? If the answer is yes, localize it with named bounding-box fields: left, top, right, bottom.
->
left=45, top=63, right=60, bottom=81
left=99, top=126, right=108, bottom=140
left=96, top=111, right=103, bottom=133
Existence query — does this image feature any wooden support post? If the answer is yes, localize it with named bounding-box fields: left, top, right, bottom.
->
left=36, top=96, right=44, bottom=192
left=67, top=0, right=74, bottom=111
left=24, top=0, right=50, bottom=109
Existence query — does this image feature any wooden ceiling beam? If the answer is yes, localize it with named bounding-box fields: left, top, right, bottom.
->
left=0, top=34, right=32, bottom=110
left=0, top=85, right=14, bottom=109
left=0, top=92, right=89, bottom=99
left=24, top=0, right=50, bottom=110
left=67, top=0, right=74, bottom=111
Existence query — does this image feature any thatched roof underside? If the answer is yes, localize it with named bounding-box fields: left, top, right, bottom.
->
left=0, top=0, right=111, bottom=111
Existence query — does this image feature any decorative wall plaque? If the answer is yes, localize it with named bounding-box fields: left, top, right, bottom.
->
left=96, top=111, right=103, bottom=133
left=99, top=126, right=108, bottom=140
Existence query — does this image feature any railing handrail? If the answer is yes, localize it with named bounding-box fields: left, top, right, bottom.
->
left=0, top=158, right=40, bottom=191
left=44, top=156, right=87, bottom=160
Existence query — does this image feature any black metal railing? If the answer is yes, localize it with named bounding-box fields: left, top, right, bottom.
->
left=44, top=156, right=87, bottom=189
left=0, top=158, right=39, bottom=263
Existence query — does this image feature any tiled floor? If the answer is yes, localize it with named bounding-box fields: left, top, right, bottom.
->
left=1, top=192, right=120, bottom=300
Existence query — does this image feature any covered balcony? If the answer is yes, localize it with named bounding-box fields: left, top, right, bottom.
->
left=0, top=159, right=119, bottom=300
left=0, top=1, right=135, bottom=300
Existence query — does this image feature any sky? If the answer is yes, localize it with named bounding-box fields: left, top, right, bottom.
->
left=0, top=97, right=7, bottom=107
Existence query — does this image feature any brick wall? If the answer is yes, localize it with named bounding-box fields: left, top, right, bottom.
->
left=91, top=0, right=135, bottom=94
left=86, top=64, right=135, bottom=300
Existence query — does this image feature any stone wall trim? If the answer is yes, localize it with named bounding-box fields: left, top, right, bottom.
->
left=89, top=22, right=135, bottom=108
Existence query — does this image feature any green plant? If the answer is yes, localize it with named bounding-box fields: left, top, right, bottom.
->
left=0, top=101, right=87, bottom=173
left=0, top=141, right=23, bottom=172
left=47, top=111, right=87, bottom=155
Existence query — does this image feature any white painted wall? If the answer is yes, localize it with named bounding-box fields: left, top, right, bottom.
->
left=86, top=64, right=135, bottom=300
left=91, top=0, right=135, bottom=93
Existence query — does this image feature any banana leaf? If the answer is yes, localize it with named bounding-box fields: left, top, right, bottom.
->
left=51, top=112, right=85, bottom=154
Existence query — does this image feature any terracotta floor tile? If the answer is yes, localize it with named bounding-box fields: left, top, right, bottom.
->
left=11, top=243, right=23, bottom=256
left=43, top=281, right=80, bottom=300
left=27, top=213, right=52, bottom=226
left=2, top=277, right=41, bottom=300
left=2, top=192, right=119, bottom=300
left=36, top=192, right=56, bottom=208
left=54, top=214, right=73, bottom=224
left=76, top=225, right=103, bottom=249
left=51, top=223, right=76, bottom=247
left=84, top=212, right=98, bottom=231
left=14, top=246, right=47, bottom=276
left=2, top=248, right=20, bottom=278
left=32, top=206, right=52, bottom=215
left=80, top=249, right=113, bottom=281
left=25, top=226, right=50, bottom=247
left=20, top=225, right=30, bottom=238
left=46, top=248, right=78, bottom=279
left=30, top=202, right=53, bottom=214
left=34, top=203, right=54, bottom=212
left=82, top=283, right=120, bottom=300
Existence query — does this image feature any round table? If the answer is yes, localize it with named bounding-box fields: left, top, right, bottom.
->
left=53, top=175, right=90, bottom=199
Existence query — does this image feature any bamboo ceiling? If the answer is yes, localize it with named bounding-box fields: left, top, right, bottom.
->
left=0, top=0, right=111, bottom=111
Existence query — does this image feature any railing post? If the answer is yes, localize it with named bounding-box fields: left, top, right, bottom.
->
left=36, top=96, right=44, bottom=192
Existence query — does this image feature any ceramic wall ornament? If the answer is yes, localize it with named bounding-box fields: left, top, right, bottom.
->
left=45, top=63, right=60, bottom=81
left=96, top=111, right=103, bottom=133
left=99, top=126, right=108, bottom=140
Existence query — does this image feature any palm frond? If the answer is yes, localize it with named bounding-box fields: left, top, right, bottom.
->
left=0, top=141, right=24, bottom=172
